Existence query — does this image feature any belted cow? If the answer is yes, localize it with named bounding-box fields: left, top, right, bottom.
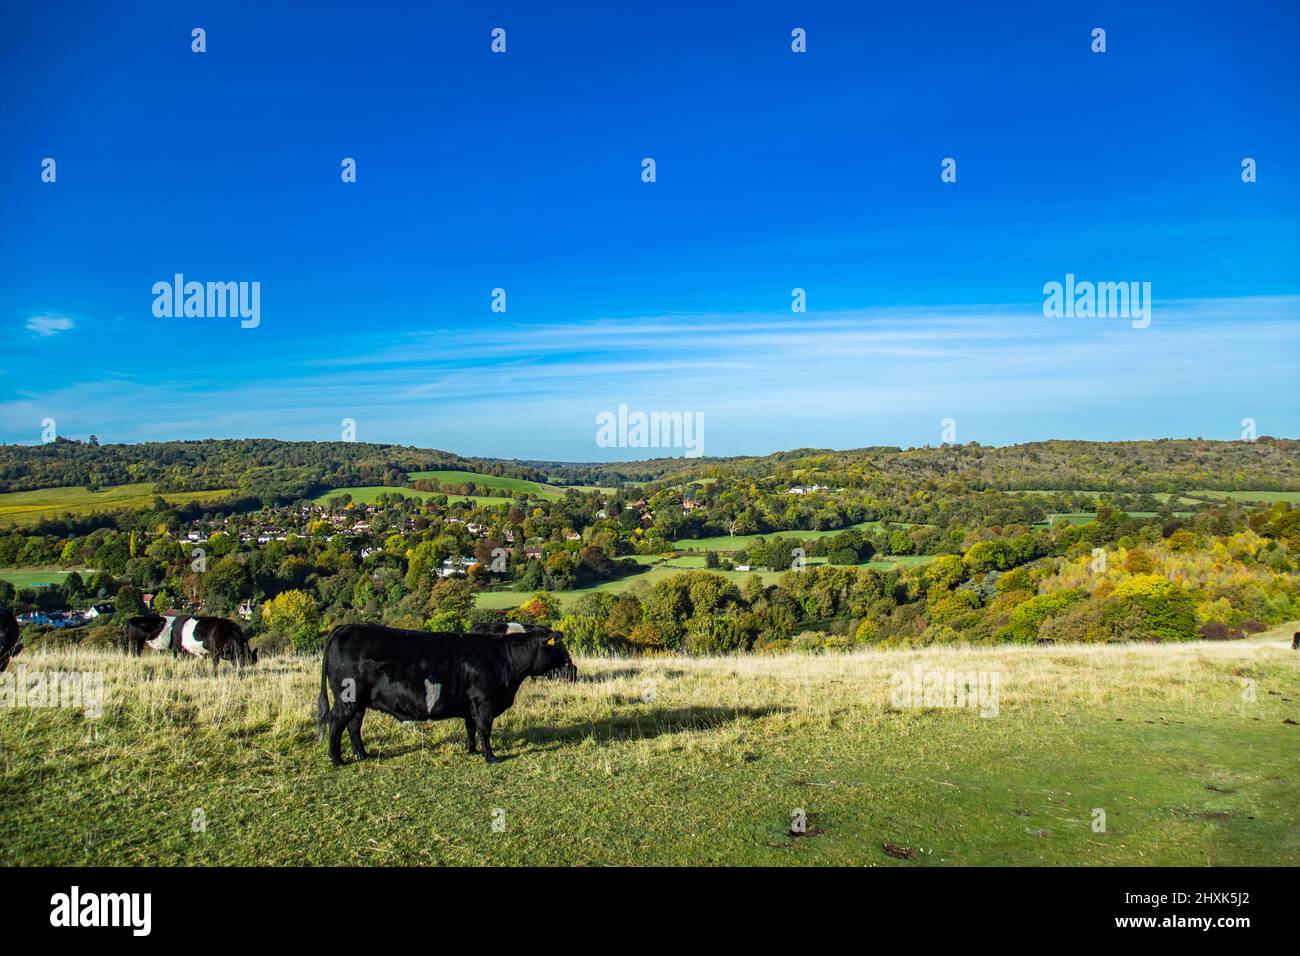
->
left=124, top=614, right=257, bottom=672
left=317, top=621, right=574, bottom=766
left=0, top=608, right=21, bottom=673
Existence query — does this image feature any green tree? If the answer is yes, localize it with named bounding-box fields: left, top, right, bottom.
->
left=114, top=584, right=146, bottom=619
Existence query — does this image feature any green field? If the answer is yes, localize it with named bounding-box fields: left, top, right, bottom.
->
left=347, top=470, right=614, bottom=503
left=1189, top=490, right=1300, bottom=504
left=3, top=627, right=1296, bottom=865
left=407, top=471, right=588, bottom=501
left=0, top=483, right=235, bottom=527
left=0, top=568, right=86, bottom=588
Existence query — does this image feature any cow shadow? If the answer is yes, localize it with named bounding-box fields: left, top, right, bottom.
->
left=574, top=667, right=687, bottom=682
left=354, top=704, right=790, bottom=764
left=511, top=704, right=790, bottom=752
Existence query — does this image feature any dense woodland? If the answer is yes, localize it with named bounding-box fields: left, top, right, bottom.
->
left=1, top=437, right=1298, bottom=655
left=4, top=436, right=1300, bottom=498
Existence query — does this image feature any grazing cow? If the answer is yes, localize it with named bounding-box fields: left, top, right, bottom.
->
left=1292, top=631, right=1299, bottom=650
left=0, top=608, right=22, bottom=673
left=317, top=622, right=574, bottom=765
left=124, top=614, right=257, bottom=672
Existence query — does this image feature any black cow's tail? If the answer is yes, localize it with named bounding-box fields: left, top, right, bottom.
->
left=316, top=647, right=331, bottom=739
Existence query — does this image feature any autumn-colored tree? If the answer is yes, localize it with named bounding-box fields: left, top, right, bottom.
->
left=261, top=589, right=321, bottom=651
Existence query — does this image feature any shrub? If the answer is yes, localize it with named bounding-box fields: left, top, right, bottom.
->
left=997, top=590, right=1086, bottom=643
left=556, top=613, right=611, bottom=654
left=1197, top=621, right=1232, bottom=641
left=684, top=614, right=747, bottom=655
left=1103, top=574, right=1196, bottom=642
left=1123, top=548, right=1154, bottom=574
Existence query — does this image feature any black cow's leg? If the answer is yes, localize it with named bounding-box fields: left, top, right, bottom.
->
left=465, top=717, right=477, bottom=754
left=347, top=709, right=368, bottom=760
left=328, top=713, right=348, bottom=766
left=476, top=714, right=500, bottom=764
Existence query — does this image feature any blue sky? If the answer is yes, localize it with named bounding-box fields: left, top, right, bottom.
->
left=1, top=0, right=1297, bottom=460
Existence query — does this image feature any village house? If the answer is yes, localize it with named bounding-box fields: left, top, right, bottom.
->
left=788, top=484, right=829, bottom=495
left=437, top=556, right=478, bottom=579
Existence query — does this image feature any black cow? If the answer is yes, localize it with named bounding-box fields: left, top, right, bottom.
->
left=1292, top=631, right=1299, bottom=650
left=317, top=622, right=574, bottom=765
left=0, top=608, right=22, bottom=673
left=124, top=614, right=257, bottom=672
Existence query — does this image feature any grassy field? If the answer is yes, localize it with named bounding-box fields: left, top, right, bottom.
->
left=2, top=626, right=1296, bottom=865
left=407, top=471, right=608, bottom=501
left=0, top=568, right=90, bottom=588
left=0, top=483, right=235, bottom=527
left=1189, top=490, right=1300, bottom=504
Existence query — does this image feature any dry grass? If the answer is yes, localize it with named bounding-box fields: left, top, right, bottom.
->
left=1, top=626, right=1297, bottom=865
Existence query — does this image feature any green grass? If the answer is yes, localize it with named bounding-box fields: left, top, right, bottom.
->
left=1189, top=490, right=1300, bottom=504
left=3, top=627, right=1297, bottom=865
left=407, top=470, right=578, bottom=501
left=337, top=470, right=607, bottom=505
left=0, top=568, right=89, bottom=588
left=0, top=483, right=235, bottom=527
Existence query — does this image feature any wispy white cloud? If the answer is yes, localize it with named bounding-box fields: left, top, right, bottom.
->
left=25, top=315, right=75, bottom=337
left=1, top=297, right=1296, bottom=457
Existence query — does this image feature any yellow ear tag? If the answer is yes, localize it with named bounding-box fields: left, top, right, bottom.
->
left=547, top=638, right=555, bottom=645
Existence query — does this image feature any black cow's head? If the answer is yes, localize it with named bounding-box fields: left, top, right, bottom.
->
left=0, top=608, right=20, bottom=674
left=532, top=629, right=574, bottom=678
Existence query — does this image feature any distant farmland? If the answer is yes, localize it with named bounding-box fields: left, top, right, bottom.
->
left=1189, top=489, right=1300, bottom=504
left=312, top=486, right=513, bottom=508
left=0, top=568, right=85, bottom=588
left=0, top=483, right=235, bottom=527
left=408, top=470, right=611, bottom=500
